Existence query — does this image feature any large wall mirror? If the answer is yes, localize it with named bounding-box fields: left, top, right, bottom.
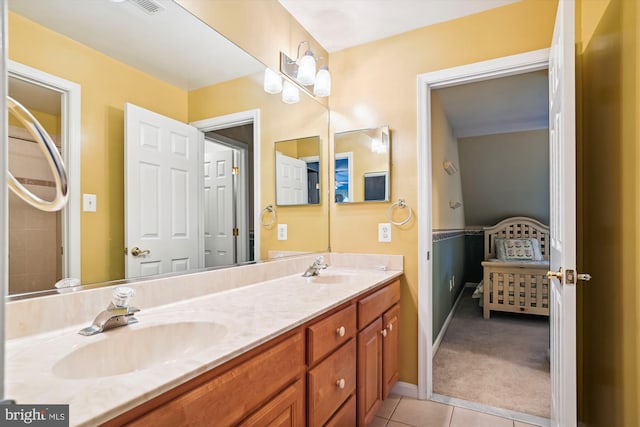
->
left=275, top=136, right=321, bottom=206
left=334, top=126, right=391, bottom=203
left=6, top=0, right=329, bottom=297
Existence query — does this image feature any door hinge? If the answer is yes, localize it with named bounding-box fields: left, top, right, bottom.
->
left=232, top=166, right=239, bottom=175
left=233, top=227, right=239, bottom=237
left=427, top=251, right=430, bottom=261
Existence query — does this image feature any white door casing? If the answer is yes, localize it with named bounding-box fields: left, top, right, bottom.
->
left=204, top=146, right=235, bottom=267
left=275, top=151, right=309, bottom=205
left=548, top=1, right=577, bottom=426
left=416, top=48, right=552, bottom=402
left=125, top=103, right=200, bottom=278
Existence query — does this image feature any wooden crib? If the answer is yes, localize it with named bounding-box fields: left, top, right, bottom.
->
left=481, top=216, right=550, bottom=319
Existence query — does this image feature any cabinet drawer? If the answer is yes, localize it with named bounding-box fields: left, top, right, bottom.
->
left=324, top=394, right=356, bottom=427
left=358, top=280, right=400, bottom=329
left=307, top=339, right=356, bottom=427
left=307, top=304, right=356, bottom=365
left=126, top=332, right=304, bottom=427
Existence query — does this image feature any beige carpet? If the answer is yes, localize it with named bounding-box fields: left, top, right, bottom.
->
left=433, top=287, right=550, bottom=418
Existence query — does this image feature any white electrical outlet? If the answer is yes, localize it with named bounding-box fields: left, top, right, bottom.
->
left=83, top=194, right=97, bottom=212
left=277, top=224, right=288, bottom=241
left=378, top=223, right=391, bottom=242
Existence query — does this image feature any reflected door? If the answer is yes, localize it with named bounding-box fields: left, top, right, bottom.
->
left=204, top=146, right=235, bottom=267
left=275, top=151, right=308, bottom=205
left=125, top=103, right=200, bottom=278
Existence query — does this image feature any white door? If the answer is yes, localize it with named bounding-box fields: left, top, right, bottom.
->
left=275, top=151, right=308, bottom=205
left=125, top=103, right=200, bottom=278
left=204, top=146, right=235, bottom=267
left=548, top=1, right=577, bottom=426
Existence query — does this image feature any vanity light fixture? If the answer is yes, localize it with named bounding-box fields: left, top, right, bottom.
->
left=282, top=80, right=300, bottom=104
left=263, top=68, right=283, bottom=94
left=280, top=41, right=331, bottom=98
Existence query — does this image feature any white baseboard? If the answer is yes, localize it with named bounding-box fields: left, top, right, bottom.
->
left=391, top=381, right=418, bottom=399
left=432, top=284, right=469, bottom=355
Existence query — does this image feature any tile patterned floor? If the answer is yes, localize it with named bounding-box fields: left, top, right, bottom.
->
left=373, top=395, right=538, bottom=427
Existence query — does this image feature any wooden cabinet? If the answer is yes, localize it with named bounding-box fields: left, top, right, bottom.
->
left=103, top=278, right=400, bottom=427
left=357, top=279, right=401, bottom=427
left=239, top=379, right=305, bottom=427
left=108, top=332, right=305, bottom=427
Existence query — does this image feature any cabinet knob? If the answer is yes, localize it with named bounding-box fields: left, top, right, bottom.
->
left=336, top=326, right=346, bottom=337
left=336, top=378, right=346, bottom=389
left=387, top=323, right=393, bottom=332
left=381, top=329, right=388, bottom=337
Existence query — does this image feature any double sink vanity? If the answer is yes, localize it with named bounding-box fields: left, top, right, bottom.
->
left=5, top=253, right=403, bottom=426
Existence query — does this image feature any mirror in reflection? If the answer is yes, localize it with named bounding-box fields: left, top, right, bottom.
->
left=334, top=126, right=391, bottom=203
left=7, top=0, right=330, bottom=296
left=275, top=136, right=321, bottom=206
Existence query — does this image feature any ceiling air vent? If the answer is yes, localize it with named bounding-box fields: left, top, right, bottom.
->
left=128, top=0, right=164, bottom=15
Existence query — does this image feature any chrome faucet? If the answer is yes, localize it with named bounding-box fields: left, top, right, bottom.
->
left=79, top=287, right=140, bottom=336
left=303, top=256, right=329, bottom=277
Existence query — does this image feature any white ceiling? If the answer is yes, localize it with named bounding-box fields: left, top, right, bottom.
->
left=278, top=0, right=520, bottom=53
left=436, top=70, right=549, bottom=139
left=8, top=0, right=264, bottom=91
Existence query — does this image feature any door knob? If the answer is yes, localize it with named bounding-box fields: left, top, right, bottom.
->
left=547, top=268, right=563, bottom=280
left=130, top=247, right=150, bottom=257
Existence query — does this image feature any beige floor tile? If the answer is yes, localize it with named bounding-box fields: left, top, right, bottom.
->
left=391, top=398, right=453, bottom=427
left=450, top=407, right=514, bottom=427
left=370, top=416, right=389, bottom=427
left=377, top=394, right=401, bottom=419
left=514, top=422, right=537, bottom=427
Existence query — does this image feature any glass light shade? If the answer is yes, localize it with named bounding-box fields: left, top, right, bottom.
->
left=282, top=81, right=300, bottom=104
left=313, top=67, right=331, bottom=97
left=263, top=68, right=283, bottom=94
left=297, top=51, right=316, bottom=86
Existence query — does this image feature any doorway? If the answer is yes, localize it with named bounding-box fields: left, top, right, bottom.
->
left=416, top=49, right=555, bottom=421
left=6, top=61, right=81, bottom=294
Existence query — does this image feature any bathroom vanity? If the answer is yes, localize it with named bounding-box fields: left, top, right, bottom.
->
left=5, top=253, right=403, bottom=427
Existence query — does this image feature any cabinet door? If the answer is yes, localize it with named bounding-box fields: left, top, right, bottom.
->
left=382, top=304, right=400, bottom=398
left=239, top=379, right=305, bottom=427
left=357, top=318, right=383, bottom=427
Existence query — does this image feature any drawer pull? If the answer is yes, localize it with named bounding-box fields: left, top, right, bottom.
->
left=387, top=323, right=393, bottom=332
left=336, top=378, right=346, bottom=389
left=381, top=329, right=388, bottom=337
left=336, top=326, right=346, bottom=337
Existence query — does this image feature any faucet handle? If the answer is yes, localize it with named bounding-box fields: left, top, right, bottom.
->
left=112, top=286, right=135, bottom=307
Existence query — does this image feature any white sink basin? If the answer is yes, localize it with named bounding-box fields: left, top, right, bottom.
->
left=306, top=270, right=359, bottom=284
left=52, top=321, right=227, bottom=379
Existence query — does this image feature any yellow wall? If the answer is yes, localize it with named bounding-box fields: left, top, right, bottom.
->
left=9, top=12, right=188, bottom=284
left=189, top=75, right=329, bottom=258
left=430, top=92, right=465, bottom=229
left=328, top=0, right=557, bottom=385
left=175, top=0, right=328, bottom=89
left=577, top=0, right=640, bottom=425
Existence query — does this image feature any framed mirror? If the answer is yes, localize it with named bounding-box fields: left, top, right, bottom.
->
left=6, top=0, right=329, bottom=297
left=275, top=136, right=321, bottom=206
left=334, top=126, right=390, bottom=203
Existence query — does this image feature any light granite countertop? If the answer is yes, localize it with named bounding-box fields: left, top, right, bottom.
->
left=5, top=265, right=402, bottom=426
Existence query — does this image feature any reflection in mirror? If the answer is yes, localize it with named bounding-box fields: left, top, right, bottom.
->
left=275, top=136, right=321, bottom=206
left=7, top=0, right=329, bottom=297
left=334, top=126, right=391, bottom=203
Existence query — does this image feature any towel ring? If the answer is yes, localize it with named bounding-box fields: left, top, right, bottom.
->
left=260, top=204, right=276, bottom=227
left=6, top=96, right=69, bottom=212
left=388, top=198, right=413, bottom=226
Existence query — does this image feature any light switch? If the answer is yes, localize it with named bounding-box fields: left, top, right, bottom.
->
left=378, top=223, right=391, bottom=242
left=277, top=224, right=288, bottom=241
left=83, top=194, right=97, bottom=212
